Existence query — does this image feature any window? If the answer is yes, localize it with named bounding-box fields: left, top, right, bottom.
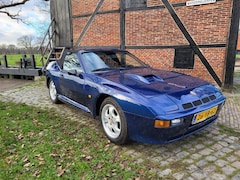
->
left=126, top=0, right=146, bottom=8
left=174, top=48, right=195, bottom=69
left=63, top=53, right=82, bottom=72
left=82, top=52, right=109, bottom=72
left=81, top=51, right=146, bottom=72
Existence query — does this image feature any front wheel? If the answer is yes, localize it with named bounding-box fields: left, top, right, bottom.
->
left=100, top=97, right=128, bottom=145
left=48, top=79, right=61, bottom=104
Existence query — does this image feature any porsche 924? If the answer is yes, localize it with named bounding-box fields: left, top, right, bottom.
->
left=45, top=49, right=226, bottom=144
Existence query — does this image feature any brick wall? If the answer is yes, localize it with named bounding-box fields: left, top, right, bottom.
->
left=71, top=0, right=233, bottom=85
left=72, top=0, right=120, bottom=47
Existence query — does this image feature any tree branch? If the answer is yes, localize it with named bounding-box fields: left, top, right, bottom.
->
left=0, top=10, right=20, bottom=20
left=0, top=0, right=30, bottom=10
left=0, top=0, right=49, bottom=21
left=0, top=0, right=30, bottom=21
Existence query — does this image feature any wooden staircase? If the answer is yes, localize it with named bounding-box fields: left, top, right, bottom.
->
left=44, top=47, right=66, bottom=68
left=38, top=19, right=66, bottom=73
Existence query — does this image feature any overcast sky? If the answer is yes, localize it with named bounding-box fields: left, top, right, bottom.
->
left=0, top=0, right=50, bottom=46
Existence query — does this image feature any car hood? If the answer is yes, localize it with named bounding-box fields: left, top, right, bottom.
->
left=96, top=67, right=225, bottom=115
left=97, top=67, right=208, bottom=97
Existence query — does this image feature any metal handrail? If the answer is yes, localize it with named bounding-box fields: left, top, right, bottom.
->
left=38, top=18, right=56, bottom=67
left=38, top=18, right=55, bottom=50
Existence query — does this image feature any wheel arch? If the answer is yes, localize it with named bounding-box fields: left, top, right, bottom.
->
left=46, top=76, right=51, bottom=88
left=95, top=94, right=110, bottom=117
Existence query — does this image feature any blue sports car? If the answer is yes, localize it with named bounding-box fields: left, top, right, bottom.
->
left=46, top=49, right=226, bottom=144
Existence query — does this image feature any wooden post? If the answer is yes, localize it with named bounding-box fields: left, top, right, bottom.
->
left=120, top=0, right=126, bottom=50
left=30, top=54, right=36, bottom=69
left=223, top=0, right=240, bottom=90
left=3, top=55, right=8, bottom=68
left=21, top=54, right=27, bottom=68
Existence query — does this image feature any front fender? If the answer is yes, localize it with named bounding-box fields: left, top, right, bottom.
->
left=112, top=94, right=156, bottom=119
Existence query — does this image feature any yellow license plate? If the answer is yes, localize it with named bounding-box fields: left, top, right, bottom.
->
left=192, top=106, right=218, bottom=124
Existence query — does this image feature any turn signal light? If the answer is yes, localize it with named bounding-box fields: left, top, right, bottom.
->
left=154, top=120, right=170, bottom=128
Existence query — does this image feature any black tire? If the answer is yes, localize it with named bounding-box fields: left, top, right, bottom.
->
left=48, top=79, right=61, bottom=104
left=100, top=97, right=128, bottom=145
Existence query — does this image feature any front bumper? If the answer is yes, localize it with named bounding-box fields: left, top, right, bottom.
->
left=125, top=102, right=225, bottom=144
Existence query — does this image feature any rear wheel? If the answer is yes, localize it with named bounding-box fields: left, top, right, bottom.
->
left=100, top=97, right=128, bottom=145
left=48, top=79, right=61, bottom=104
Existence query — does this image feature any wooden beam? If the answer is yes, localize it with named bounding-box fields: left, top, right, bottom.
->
left=74, top=0, right=105, bottom=47
left=161, top=0, right=222, bottom=87
left=223, top=0, right=240, bottom=89
left=120, top=0, right=126, bottom=50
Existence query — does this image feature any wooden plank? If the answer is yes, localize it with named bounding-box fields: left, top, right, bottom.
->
left=0, top=68, right=42, bottom=76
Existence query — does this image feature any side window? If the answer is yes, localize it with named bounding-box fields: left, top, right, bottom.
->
left=63, top=53, right=82, bottom=73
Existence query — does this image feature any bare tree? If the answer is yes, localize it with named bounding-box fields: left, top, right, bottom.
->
left=17, top=35, right=34, bottom=53
left=0, top=0, right=49, bottom=20
left=0, top=44, right=7, bottom=54
left=1, top=0, right=50, bottom=50
left=8, top=44, right=17, bottom=53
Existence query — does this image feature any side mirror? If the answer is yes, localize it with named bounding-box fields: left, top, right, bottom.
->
left=68, top=69, right=84, bottom=79
left=68, top=69, right=78, bottom=76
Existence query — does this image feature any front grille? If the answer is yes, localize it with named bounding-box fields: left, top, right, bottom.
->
left=182, top=94, right=216, bottom=110
left=193, top=100, right=202, bottom=106
left=209, top=95, right=216, bottom=100
left=202, top=97, right=210, bottom=103
left=182, top=103, right=193, bottom=109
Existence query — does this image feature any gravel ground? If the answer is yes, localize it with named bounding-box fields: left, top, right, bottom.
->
left=0, top=79, right=240, bottom=179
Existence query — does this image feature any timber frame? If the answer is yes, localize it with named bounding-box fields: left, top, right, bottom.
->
left=50, top=0, right=240, bottom=89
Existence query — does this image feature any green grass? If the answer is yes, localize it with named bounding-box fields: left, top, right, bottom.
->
left=235, top=72, right=240, bottom=77
left=236, top=54, right=240, bottom=59
left=0, top=101, right=156, bottom=179
left=0, top=54, right=44, bottom=67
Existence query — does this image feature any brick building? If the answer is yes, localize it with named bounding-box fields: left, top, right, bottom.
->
left=50, top=0, right=240, bottom=89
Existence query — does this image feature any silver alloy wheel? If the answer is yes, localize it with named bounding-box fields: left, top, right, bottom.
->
left=49, top=80, right=57, bottom=102
left=101, top=104, right=121, bottom=139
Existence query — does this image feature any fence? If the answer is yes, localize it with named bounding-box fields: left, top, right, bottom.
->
left=0, top=54, right=42, bottom=79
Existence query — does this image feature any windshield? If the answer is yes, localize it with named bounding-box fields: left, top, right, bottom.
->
left=81, top=51, right=147, bottom=72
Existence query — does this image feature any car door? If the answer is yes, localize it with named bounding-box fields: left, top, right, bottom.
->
left=59, top=52, right=86, bottom=105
